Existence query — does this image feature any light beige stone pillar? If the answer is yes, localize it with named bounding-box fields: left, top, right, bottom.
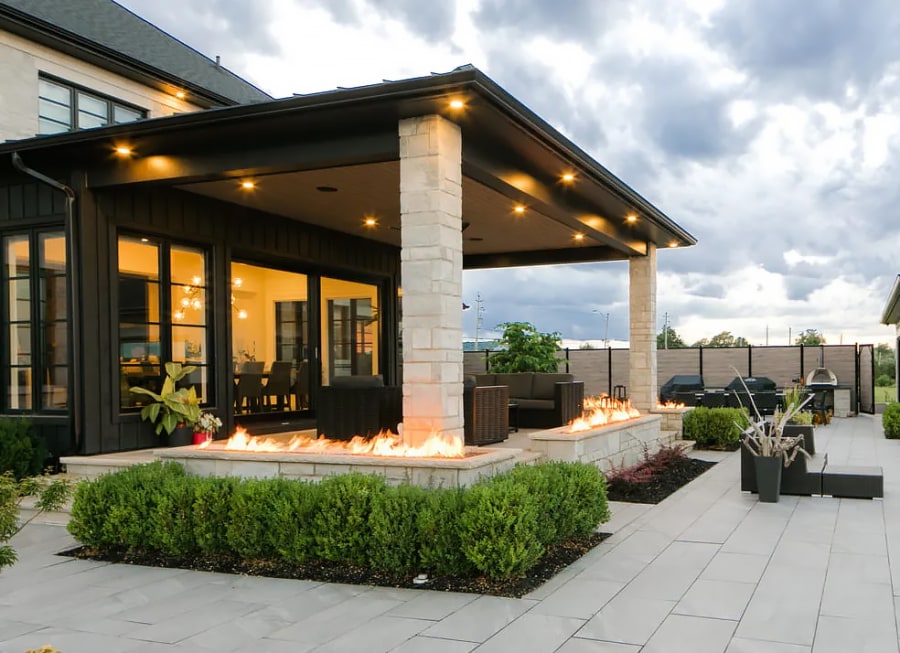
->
left=398, top=115, right=464, bottom=446
left=629, top=244, right=657, bottom=413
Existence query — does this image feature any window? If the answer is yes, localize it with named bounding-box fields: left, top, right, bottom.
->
left=118, top=236, right=210, bottom=411
left=38, top=77, right=146, bottom=135
left=2, top=231, right=68, bottom=412
left=321, top=277, right=380, bottom=384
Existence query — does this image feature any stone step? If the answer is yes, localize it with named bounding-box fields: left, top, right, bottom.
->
left=670, top=439, right=696, bottom=454
left=61, top=450, right=157, bottom=480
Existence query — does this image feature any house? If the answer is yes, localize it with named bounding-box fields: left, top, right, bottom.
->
left=882, top=275, right=900, bottom=403
left=0, top=2, right=696, bottom=458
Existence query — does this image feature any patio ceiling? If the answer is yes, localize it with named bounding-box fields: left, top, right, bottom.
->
left=0, top=66, right=696, bottom=269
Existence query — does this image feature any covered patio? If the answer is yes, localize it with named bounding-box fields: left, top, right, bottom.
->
left=0, top=66, right=695, bottom=455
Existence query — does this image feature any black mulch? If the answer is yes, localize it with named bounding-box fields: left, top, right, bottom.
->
left=606, top=457, right=717, bottom=504
left=60, top=532, right=610, bottom=599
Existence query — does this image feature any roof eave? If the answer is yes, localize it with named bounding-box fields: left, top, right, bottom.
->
left=882, top=275, right=900, bottom=325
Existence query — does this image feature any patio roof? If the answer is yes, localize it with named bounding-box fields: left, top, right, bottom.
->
left=0, top=66, right=696, bottom=268
left=882, top=275, right=900, bottom=325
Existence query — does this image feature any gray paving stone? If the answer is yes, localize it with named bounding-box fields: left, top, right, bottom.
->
left=812, top=614, right=899, bottom=653
left=642, top=614, right=737, bottom=653
left=474, top=613, right=584, bottom=653
left=128, top=598, right=264, bottom=645
left=674, top=579, right=755, bottom=620
left=530, top=579, right=624, bottom=619
left=390, top=635, right=477, bottom=652
left=386, top=591, right=477, bottom=621
left=577, top=596, right=675, bottom=645
left=267, top=593, right=404, bottom=645
left=701, top=552, right=771, bottom=584
left=725, top=638, right=811, bottom=652
left=557, top=640, right=641, bottom=652
left=421, top=596, right=536, bottom=643
left=311, top=615, right=429, bottom=653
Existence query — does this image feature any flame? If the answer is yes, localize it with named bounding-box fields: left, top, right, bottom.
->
left=198, top=426, right=465, bottom=458
left=566, top=395, right=641, bottom=433
left=656, top=401, right=687, bottom=409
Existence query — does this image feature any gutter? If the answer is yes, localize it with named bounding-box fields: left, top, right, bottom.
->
left=11, top=153, right=83, bottom=452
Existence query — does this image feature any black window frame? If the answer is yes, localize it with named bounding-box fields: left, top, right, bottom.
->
left=0, top=228, right=69, bottom=415
left=116, top=233, right=214, bottom=413
left=38, top=74, right=147, bottom=135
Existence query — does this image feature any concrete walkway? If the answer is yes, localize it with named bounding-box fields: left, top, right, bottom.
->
left=2, top=414, right=897, bottom=653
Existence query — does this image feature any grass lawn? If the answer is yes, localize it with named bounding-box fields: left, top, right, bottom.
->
left=876, top=386, right=896, bottom=403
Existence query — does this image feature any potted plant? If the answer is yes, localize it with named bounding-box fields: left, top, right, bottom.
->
left=193, top=412, right=222, bottom=444
left=734, top=372, right=812, bottom=502
left=130, top=362, right=201, bottom=446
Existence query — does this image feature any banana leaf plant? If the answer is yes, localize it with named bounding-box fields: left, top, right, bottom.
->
left=731, top=367, right=813, bottom=465
left=130, top=362, right=201, bottom=435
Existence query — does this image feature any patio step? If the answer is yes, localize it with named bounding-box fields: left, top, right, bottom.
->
left=61, top=450, right=157, bottom=480
left=670, top=438, right=696, bottom=455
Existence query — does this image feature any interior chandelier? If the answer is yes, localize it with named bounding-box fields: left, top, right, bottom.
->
left=174, top=276, right=247, bottom=320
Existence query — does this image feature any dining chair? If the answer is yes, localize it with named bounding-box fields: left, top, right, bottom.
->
left=235, top=361, right=264, bottom=413
left=263, top=361, right=293, bottom=411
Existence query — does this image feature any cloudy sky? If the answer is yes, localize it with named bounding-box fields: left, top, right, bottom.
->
left=119, top=0, right=900, bottom=347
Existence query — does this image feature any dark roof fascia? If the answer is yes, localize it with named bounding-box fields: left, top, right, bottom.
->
left=882, top=275, right=900, bottom=325
left=0, top=4, right=248, bottom=108
left=0, top=66, right=694, bottom=246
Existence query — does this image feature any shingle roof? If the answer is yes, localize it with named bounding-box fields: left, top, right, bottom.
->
left=0, top=0, right=272, bottom=105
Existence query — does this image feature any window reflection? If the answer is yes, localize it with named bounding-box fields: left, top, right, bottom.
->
left=321, top=277, right=380, bottom=384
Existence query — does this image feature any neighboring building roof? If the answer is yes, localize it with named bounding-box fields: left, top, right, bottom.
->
left=0, top=0, right=272, bottom=106
left=882, top=275, right=900, bottom=325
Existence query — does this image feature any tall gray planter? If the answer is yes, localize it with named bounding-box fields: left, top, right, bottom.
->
left=754, top=455, right=783, bottom=503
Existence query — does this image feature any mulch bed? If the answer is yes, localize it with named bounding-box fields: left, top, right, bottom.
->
left=606, top=457, right=717, bottom=504
left=61, top=533, right=610, bottom=599
left=59, top=456, right=717, bottom=597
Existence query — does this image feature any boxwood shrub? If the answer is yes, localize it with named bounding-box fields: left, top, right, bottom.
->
left=883, top=403, right=900, bottom=439
left=682, top=407, right=749, bottom=447
left=0, top=418, right=48, bottom=480
left=67, top=461, right=610, bottom=580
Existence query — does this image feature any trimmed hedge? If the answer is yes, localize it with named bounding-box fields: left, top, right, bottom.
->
left=682, top=407, right=749, bottom=447
left=0, top=418, right=48, bottom=480
left=67, top=460, right=610, bottom=580
left=883, top=403, right=900, bottom=439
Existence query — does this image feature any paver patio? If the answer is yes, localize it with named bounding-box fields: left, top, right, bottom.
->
left=2, top=414, right=898, bottom=653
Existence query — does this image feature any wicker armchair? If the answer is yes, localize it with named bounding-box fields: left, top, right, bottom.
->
left=464, top=380, right=509, bottom=446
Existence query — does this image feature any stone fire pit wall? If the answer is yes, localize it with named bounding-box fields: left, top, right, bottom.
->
left=650, top=406, right=692, bottom=438
left=528, top=414, right=671, bottom=472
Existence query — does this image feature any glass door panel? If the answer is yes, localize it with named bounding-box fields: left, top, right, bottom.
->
left=321, top=278, right=379, bottom=385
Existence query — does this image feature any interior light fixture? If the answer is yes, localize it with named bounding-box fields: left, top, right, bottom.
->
left=573, top=232, right=585, bottom=241
left=625, top=214, right=638, bottom=224
left=513, top=204, right=526, bottom=215
left=449, top=99, right=465, bottom=110
left=175, top=90, right=186, bottom=99
left=561, top=172, right=576, bottom=184
left=240, top=180, right=256, bottom=190
left=114, top=145, right=132, bottom=156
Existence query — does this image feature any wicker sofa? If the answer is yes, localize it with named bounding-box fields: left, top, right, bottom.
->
left=474, top=372, right=584, bottom=429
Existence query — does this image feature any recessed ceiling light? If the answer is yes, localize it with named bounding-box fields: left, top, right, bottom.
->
left=625, top=214, right=638, bottom=223
left=449, top=99, right=465, bottom=110
left=240, top=180, right=256, bottom=190
left=668, top=241, right=679, bottom=248
left=561, top=172, right=575, bottom=183
left=364, top=217, right=377, bottom=227
left=175, top=91, right=186, bottom=99
left=316, top=185, right=338, bottom=193
left=573, top=233, right=585, bottom=241
left=513, top=204, right=526, bottom=215
left=114, top=145, right=132, bottom=156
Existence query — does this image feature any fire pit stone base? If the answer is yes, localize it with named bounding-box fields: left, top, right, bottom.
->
left=528, top=415, right=671, bottom=471
left=650, top=406, right=692, bottom=438
left=154, top=445, right=522, bottom=489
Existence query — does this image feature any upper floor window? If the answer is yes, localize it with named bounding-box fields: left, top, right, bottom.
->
left=38, top=77, right=146, bottom=136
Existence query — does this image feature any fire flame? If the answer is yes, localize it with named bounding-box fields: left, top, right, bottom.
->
left=198, top=426, right=466, bottom=458
left=656, top=401, right=687, bottom=410
left=567, top=395, right=641, bottom=433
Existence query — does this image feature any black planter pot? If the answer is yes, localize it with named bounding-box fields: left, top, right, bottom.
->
left=783, top=424, right=815, bottom=455
left=754, top=455, right=783, bottom=503
left=167, top=426, right=194, bottom=447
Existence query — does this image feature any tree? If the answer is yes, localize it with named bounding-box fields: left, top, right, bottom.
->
left=875, top=343, right=896, bottom=384
left=487, top=322, right=562, bottom=373
left=657, top=326, right=687, bottom=349
left=691, top=337, right=710, bottom=348
left=795, top=329, right=825, bottom=346
left=707, top=331, right=739, bottom=348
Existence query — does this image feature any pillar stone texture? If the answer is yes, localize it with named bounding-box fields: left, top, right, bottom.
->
left=399, top=115, right=464, bottom=446
left=629, top=244, right=658, bottom=413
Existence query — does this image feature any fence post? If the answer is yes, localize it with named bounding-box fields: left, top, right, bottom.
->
left=564, top=347, right=570, bottom=373
left=608, top=346, right=613, bottom=396
left=698, top=345, right=704, bottom=378
left=799, top=344, right=804, bottom=382
left=748, top=344, right=753, bottom=377
left=483, top=348, right=490, bottom=372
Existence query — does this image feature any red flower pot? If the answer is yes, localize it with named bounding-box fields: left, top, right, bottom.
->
left=192, top=431, right=211, bottom=445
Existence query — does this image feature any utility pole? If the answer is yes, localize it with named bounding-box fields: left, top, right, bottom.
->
left=663, top=312, right=669, bottom=350
left=473, top=292, right=485, bottom=347
left=788, top=326, right=792, bottom=346
left=765, top=324, right=769, bottom=346
left=603, top=312, right=610, bottom=348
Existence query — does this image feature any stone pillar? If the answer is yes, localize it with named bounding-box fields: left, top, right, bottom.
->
left=629, top=244, right=657, bottom=413
left=398, top=115, right=464, bottom=446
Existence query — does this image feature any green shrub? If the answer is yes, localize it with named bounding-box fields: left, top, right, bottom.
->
left=417, top=489, right=474, bottom=576
left=884, top=403, right=900, bottom=439
left=149, top=472, right=197, bottom=556
left=458, top=478, right=543, bottom=579
left=192, top=476, right=238, bottom=555
left=268, top=478, right=319, bottom=564
left=310, top=473, right=386, bottom=564
left=876, top=374, right=893, bottom=388
left=368, top=484, right=428, bottom=573
left=682, top=407, right=748, bottom=446
left=225, top=478, right=284, bottom=559
left=0, top=418, right=47, bottom=480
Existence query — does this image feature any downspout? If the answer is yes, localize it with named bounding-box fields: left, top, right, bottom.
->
left=11, top=153, right=82, bottom=452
